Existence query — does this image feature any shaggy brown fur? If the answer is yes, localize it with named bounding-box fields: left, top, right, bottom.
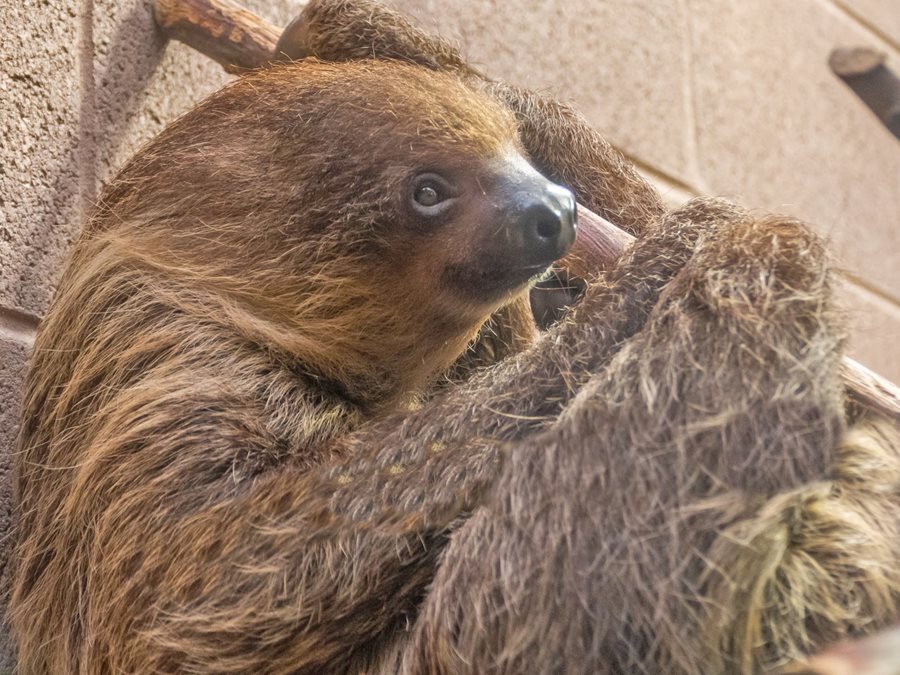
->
left=11, top=1, right=900, bottom=673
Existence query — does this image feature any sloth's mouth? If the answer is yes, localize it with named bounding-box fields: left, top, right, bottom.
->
left=529, top=265, right=557, bottom=282
left=443, top=261, right=552, bottom=301
left=514, top=264, right=555, bottom=287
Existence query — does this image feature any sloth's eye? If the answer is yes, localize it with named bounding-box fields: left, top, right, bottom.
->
left=414, top=184, right=441, bottom=207
left=410, top=173, right=455, bottom=216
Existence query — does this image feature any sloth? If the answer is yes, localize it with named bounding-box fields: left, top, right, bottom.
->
left=10, top=1, right=900, bottom=673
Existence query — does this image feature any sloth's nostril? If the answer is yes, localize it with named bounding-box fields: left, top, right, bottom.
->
left=536, top=216, right=561, bottom=240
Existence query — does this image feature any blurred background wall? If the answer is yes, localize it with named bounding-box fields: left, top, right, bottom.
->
left=0, top=0, right=898, bottom=665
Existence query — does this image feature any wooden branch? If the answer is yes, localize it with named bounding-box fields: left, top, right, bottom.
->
left=153, top=0, right=281, bottom=73
left=842, top=358, right=900, bottom=421
left=561, top=206, right=636, bottom=280
left=151, top=0, right=900, bottom=421
left=829, top=47, right=900, bottom=140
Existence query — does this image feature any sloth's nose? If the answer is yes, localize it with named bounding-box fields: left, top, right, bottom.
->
left=513, top=182, right=577, bottom=266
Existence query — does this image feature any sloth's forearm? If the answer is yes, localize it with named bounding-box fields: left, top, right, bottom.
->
left=296, top=0, right=471, bottom=73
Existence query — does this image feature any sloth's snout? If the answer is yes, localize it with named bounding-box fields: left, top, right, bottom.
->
left=505, top=177, right=576, bottom=270
left=512, top=182, right=577, bottom=267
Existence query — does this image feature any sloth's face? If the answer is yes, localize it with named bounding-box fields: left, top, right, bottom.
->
left=106, top=59, right=578, bottom=368
left=393, top=149, right=577, bottom=319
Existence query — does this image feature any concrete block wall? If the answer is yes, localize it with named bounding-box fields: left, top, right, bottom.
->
left=0, top=0, right=898, bottom=665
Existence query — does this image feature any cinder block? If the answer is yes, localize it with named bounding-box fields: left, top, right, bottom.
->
left=833, top=0, right=900, bottom=47
left=690, top=0, right=900, bottom=301
left=841, top=281, right=900, bottom=384
left=0, top=0, right=84, bottom=318
left=0, top=335, right=31, bottom=671
left=388, top=0, right=696, bottom=182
